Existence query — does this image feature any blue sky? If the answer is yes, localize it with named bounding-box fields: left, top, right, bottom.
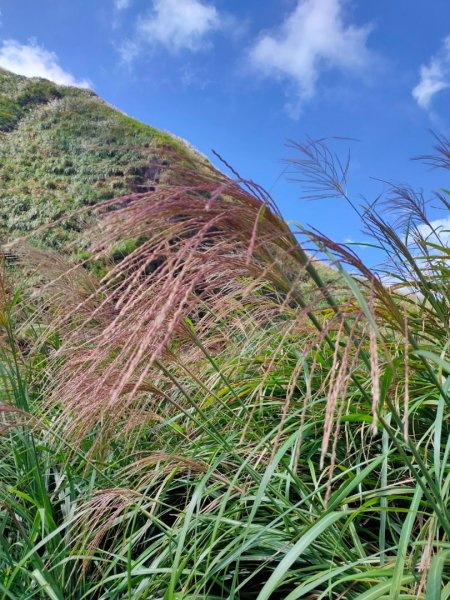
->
left=1, top=0, right=450, bottom=262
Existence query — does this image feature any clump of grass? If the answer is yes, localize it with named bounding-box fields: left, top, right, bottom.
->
left=0, top=136, right=449, bottom=598
left=0, top=95, right=22, bottom=131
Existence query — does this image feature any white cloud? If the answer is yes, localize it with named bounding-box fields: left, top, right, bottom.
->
left=115, top=0, right=132, bottom=9
left=0, top=39, right=91, bottom=88
left=118, top=39, right=140, bottom=63
left=412, top=36, right=450, bottom=110
left=417, top=217, right=450, bottom=246
left=137, top=0, right=220, bottom=53
left=248, top=0, right=373, bottom=111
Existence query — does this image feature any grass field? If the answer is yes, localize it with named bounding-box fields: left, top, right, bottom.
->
left=0, top=108, right=449, bottom=597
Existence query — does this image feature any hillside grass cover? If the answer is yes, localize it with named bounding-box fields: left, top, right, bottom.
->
left=0, top=76, right=449, bottom=597
left=0, top=69, right=210, bottom=251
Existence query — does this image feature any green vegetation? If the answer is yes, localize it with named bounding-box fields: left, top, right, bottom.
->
left=0, top=72, right=449, bottom=598
left=0, top=68, right=211, bottom=250
left=0, top=95, right=22, bottom=131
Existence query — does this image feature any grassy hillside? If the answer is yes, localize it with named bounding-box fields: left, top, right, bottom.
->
left=0, top=71, right=448, bottom=598
left=0, top=68, right=212, bottom=249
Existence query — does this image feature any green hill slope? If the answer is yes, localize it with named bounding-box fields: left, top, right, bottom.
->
left=0, top=68, right=212, bottom=249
